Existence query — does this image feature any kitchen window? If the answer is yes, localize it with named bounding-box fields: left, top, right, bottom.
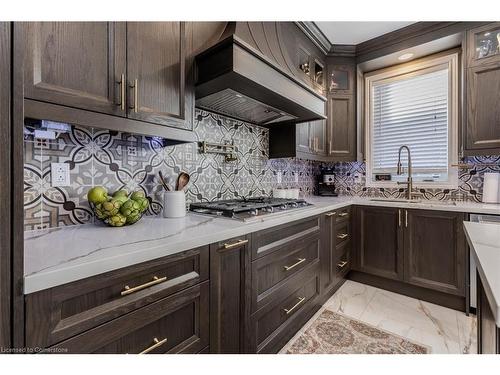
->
left=364, top=51, right=459, bottom=188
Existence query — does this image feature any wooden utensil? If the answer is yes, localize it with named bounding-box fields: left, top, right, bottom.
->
left=176, top=171, right=190, bottom=191
left=158, top=171, right=171, bottom=191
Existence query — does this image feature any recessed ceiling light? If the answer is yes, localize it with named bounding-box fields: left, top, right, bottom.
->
left=398, top=53, right=414, bottom=61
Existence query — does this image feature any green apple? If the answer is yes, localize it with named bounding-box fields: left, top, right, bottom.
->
left=107, top=213, right=127, bottom=227
left=113, top=189, right=128, bottom=197
left=130, top=190, right=145, bottom=201
left=87, top=186, right=108, bottom=204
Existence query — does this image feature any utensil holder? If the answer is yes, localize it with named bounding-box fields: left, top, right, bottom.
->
left=163, top=191, right=186, bottom=218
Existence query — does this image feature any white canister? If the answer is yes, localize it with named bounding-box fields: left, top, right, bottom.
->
left=482, top=172, right=500, bottom=204
left=163, top=191, right=186, bottom=218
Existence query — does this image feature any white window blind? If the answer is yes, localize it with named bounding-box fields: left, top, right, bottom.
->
left=371, top=68, right=449, bottom=179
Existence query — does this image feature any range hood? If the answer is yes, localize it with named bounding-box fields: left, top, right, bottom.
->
left=195, top=35, right=327, bottom=126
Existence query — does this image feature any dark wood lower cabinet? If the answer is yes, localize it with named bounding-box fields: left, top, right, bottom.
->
left=353, top=206, right=404, bottom=281
left=209, top=236, right=251, bottom=354
left=352, top=206, right=467, bottom=311
left=477, top=273, right=500, bottom=354
left=50, top=282, right=209, bottom=354
left=404, top=210, right=466, bottom=296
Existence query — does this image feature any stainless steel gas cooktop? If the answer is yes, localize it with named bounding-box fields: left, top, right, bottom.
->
left=189, top=197, right=313, bottom=221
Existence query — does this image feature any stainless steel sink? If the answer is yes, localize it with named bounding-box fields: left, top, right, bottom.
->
left=369, top=198, right=422, bottom=204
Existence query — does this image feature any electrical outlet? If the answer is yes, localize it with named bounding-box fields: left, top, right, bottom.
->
left=276, top=171, right=282, bottom=184
left=51, top=163, right=70, bottom=187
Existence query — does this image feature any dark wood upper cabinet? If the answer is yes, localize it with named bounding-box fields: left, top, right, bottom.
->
left=404, top=210, right=466, bottom=296
left=327, top=94, right=356, bottom=160
left=326, top=59, right=357, bottom=161
left=126, top=22, right=193, bottom=130
left=465, top=22, right=500, bottom=155
left=353, top=206, right=404, bottom=281
left=21, top=22, right=127, bottom=116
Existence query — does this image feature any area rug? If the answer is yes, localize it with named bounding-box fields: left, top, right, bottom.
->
left=284, top=309, right=430, bottom=354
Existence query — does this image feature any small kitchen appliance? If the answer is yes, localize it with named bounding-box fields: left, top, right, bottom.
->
left=317, top=167, right=338, bottom=196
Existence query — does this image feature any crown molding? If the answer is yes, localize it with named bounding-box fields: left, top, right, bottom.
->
left=295, top=21, right=332, bottom=55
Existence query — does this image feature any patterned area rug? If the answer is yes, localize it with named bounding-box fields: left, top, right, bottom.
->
left=284, top=309, right=430, bottom=354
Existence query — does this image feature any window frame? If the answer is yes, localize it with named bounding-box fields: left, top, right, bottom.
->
left=364, top=51, right=459, bottom=189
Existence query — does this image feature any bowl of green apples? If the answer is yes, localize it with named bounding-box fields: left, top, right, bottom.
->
left=87, top=186, right=150, bottom=227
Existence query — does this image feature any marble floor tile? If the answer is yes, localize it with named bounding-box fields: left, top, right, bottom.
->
left=456, top=311, right=478, bottom=354
left=282, top=280, right=477, bottom=354
left=322, top=280, right=377, bottom=319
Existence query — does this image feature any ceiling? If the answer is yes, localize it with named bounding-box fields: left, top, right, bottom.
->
left=314, top=22, right=415, bottom=45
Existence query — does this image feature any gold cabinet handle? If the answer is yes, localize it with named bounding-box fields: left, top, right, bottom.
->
left=405, top=210, right=408, bottom=228
left=223, top=239, right=248, bottom=250
left=337, top=260, right=348, bottom=268
left=139, top=337, right=168, bottom=354
left=116, top=73, right=125, bottom=111
left=283, top=257, right=306, bottom=271
left=283, top=297, right=306, bottom=315
left=398, top=209, right=402, bottom=227
left=337, top=233, right=348, bottom=239
left=325, top=212, right=336, bottom=217
left=338, top=212, right=348, bottom=217
left=328, top=140, right=332, bottom=155
left=308, top=138, right=313, bottom=150
left=121, top=276, right=167, bottom=296
left=130, top=78, right=138, bottom=113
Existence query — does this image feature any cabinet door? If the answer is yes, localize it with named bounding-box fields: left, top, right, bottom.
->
left=354, top=206, right=404, bottom=281
left=321, top=211, right=337, bottom=293
left=296, top=122, right=312, bottom=154
left=404, top=210, right=466, bottom=296
left=310, top=119, right=327, bottom=155
left=466, top=61, right=500, bottom=153
left=327, top=94, right=356, bottom=160
left=477, top=274, right=500, bottom=354
left=21, top=22, right=126, bottom=116
left=126, top=22, right=193, bottom=130
left=210, top=236, right=250, bottom=353
left=466, top=22, right=500, bottom=68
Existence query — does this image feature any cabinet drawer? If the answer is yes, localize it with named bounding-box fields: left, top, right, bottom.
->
left=336, top=247, right=351, bottom=278
left=251, top=233, right=320, bottom=311
left=250, top=264, right=320, bottom=353
left=49, top=281, right=209, bottom=354
left=250, top=216, right=321, bottom=260
left=336, top=207, right=351, bottom=223
left=335, top=220, right=350, bottom=245
left=26, top=246, right=209, bottom=348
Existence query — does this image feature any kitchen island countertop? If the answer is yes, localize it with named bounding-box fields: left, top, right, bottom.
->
left=464, top=221, right=500, bottom=327
left=24, top=196, right=500, bottom=294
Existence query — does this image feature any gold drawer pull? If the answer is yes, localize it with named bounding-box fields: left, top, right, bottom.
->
left=139, top=337, right=168, bottom=354
left=284, top=297, right=306, bottom=315
left=116, top=73, right=125, bottom=111
left=130, top=78, right=138, bottom=113
left=338, top=212, right=349, bottom=217
left=283, top=257, right=306, bottom=271
left=223, top=239, right=249, bottom=249
left=325, top=212, right=336, bottom=217
left=337, top=233, right=348, bottom=239
left=337, top=260, right=348, bottom=268
left=121, top=276, right=167, bottom=296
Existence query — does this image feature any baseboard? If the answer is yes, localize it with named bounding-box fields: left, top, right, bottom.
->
left=348, top=271, right=466, bottom=312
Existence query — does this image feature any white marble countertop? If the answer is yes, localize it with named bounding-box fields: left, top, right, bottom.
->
left=464, top=221, right=500, bottom=327
left=24, top=196, right=500, bottom=294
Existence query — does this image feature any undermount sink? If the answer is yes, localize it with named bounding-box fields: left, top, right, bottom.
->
left=369, top=198, right=422, bottom=204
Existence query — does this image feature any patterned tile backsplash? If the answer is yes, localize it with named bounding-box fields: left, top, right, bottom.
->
left=332, top=156, right=500, bottom=202
left=23, top=110, right=319, bottom=230
left=23, top=109, right=500, bottom=231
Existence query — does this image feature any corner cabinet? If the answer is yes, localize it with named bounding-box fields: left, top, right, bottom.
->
left=352, top=206, right=467, bottom=310
left=465, top=22, right=500, bottom=155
